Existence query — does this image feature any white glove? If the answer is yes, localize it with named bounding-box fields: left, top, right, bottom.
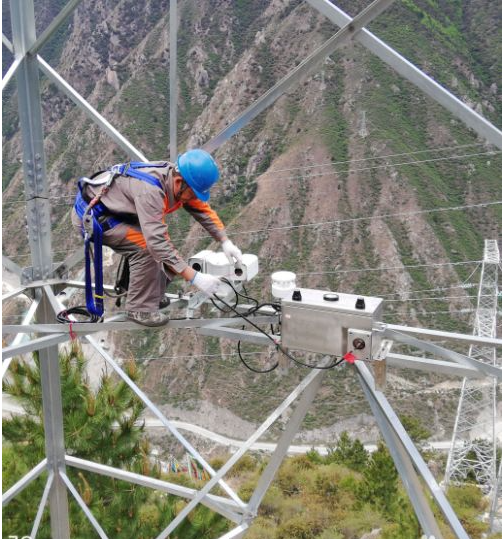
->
left=191, top=272, right=222, bottom=297
left=221, top=239, right=243, bottom=264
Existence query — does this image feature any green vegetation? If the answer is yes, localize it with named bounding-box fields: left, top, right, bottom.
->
left=118, top=66, right=170, bottom=159
left=399, top=414, right=432, bottom=443
left=239, top=436, right=491, bottom=539
left=230, top=0, right=271, bottom=57
left=2, top=343, right=495, bottom=538
left=2, top=344, right=228, bottom=538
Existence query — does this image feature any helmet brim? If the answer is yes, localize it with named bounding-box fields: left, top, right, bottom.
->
left=191, top=188, right=210, bottom=202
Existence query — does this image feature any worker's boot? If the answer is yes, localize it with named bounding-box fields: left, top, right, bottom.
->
left=159, top=296, right=171, bottom=309
left=126, top=310, right=170, bottom=327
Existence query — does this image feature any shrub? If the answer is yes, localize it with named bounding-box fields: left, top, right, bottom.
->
left=228, top=454, right=257, bottom=476
left=209, top=454, right=229, bottom=471
left=246, top=517, right=277, bottom=539
left=338, top=503, right=387, bottom=538
left=315, top=527, right=344, bottom=539
left=276, top=514, right=319, bottom=539
left=260, top=484, right=284, bottom=515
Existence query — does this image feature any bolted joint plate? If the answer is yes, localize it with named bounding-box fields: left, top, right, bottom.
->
left=23, top=156, right=49, bottom=198
left=21, top=263, right=69, bottom=285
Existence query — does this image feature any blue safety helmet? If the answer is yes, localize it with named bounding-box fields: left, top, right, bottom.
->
left=176, top=149, right=220, bottom=202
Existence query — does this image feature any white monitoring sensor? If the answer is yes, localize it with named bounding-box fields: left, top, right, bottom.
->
left=188, top=250, right=259, bottom=282
left=271, top=271, right=297, bottom=299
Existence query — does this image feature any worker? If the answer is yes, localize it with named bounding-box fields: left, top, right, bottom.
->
left=72, top=149, right=243, bottom=326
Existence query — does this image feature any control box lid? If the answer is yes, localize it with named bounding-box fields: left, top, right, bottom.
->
left=282, top=288, right=383, bottom=317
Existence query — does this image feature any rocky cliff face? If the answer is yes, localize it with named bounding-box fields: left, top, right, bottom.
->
left=2, top=0, right=501, bottom=437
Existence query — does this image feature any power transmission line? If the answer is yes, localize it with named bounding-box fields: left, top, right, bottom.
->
left=296, top=260, right=482, bottom=276
left=2, top=145, right=498, bottom=206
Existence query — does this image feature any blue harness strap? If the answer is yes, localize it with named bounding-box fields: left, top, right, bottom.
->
left=84, top=216, right=105, bottom=317
left=74, top=162, right=165, bottom=318
left=110, top=162, right=163, bottom=189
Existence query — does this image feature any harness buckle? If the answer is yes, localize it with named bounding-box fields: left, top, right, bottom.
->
left=83, top=210, right=94, bottom=239
left=110, top=162, right=130, bottom=176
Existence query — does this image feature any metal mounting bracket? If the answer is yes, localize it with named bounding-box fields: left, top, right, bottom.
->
left=373, top=338, right=393, bottom=390
left=21, top=263, right=69, bottom=285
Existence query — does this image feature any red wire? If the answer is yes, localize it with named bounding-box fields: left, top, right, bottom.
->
left=69, top=321, right=76, bottom=341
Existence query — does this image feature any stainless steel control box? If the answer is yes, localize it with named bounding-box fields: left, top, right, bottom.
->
left=281, top=289, right=383, bottom=357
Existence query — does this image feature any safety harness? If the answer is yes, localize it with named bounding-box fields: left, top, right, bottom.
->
left=71, top=161, right=166, bottom=321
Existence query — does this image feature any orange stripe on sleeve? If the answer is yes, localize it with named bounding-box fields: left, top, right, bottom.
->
left=186, top=199, right=225, bottom=230
left=125, top=227, right=147, bottom=249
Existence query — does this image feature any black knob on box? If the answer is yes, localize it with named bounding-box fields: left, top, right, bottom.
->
left=355, top=297, right=365, bottom=310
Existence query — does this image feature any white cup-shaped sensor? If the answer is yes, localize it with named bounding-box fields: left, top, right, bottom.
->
left=271, top=271, right=297, bottom=299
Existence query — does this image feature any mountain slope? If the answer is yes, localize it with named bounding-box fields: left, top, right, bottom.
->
left=2, top=0, right=501, bottom=437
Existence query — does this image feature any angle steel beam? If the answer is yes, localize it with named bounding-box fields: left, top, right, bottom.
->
left=2, top=290, right=42, bottom=377
left=60, top=471, right=109, bottom=539
left=1, top=56, right=22, bottom=91
left=360, top=376, right=445, bottom=538
left=2, top=254, right=23, bottom=277
left=2, top=459, right=48, bottom=507
left=306, top=0, right=502, bottom=148
left=2, top=332, right=70, bottom=361
left=217, top=525, right=249, bottom=539
left=65, top=455, right=243, bottom=523
left=246, top=365, right=327, bottom=515
left=37, top=56, right=148, bottom=161
left=2, top=315, right=278, bottom=335
left=11, top=3, right=52, bottom=277
left=386, top=353, right=486, bottom=379
left=169, top=0, right=177, bottom=161
left=38, top=300, right=71, bottom=539
left=52, top=246, right=85, bottom=276
left=62, top=279, right=117, bottom=292
left=29, top=0, right=83, bottom=56
left=356, top=361, right=470, bottom=539
left=382, top=323, right=502, bottom=348
left=9, top=3, right=70, bottom=534
left=31, top=472, right=54, bottom=539
left=154, top=366, right=326, bottom=539
left=203, top=0, right=395, bottom=152
left=2, top=286, right=29, bottom=302
left=384, top=328, right=501, bottom=379
left=2, top=33, right=13, bottom=51
left=42, top=284, right=64, bottom=318
left=84, top=335, right=246, bottom=509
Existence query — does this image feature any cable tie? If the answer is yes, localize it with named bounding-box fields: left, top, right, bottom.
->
left=93, top=294, right=105, bottom=299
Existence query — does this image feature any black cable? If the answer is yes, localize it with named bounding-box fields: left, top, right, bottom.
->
left=214, top=288, right=343, bottom=370
left=56, top=306, right=102, bottom=324
left=242, top=302, right=281, bottom=316
left=220, top=277, right=259, bottom=310
left=237, top=338, right=279, bottom=373
left=209, top=277, right=240, bottom=313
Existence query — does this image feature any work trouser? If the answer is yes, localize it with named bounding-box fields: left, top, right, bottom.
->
left=72, top=209, right=171, bottom=312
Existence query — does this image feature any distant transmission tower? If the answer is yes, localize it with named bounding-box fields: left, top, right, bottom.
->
left=444, top=240, right=501, bottom=492
left=358, top=110, right=369, bottom=138
left=489, top=461, right=502, bottom=533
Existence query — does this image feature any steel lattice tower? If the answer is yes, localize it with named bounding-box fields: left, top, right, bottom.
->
left=2, top=1, right=502, bottom=538
left=445, top=240, right=501, bottom=492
